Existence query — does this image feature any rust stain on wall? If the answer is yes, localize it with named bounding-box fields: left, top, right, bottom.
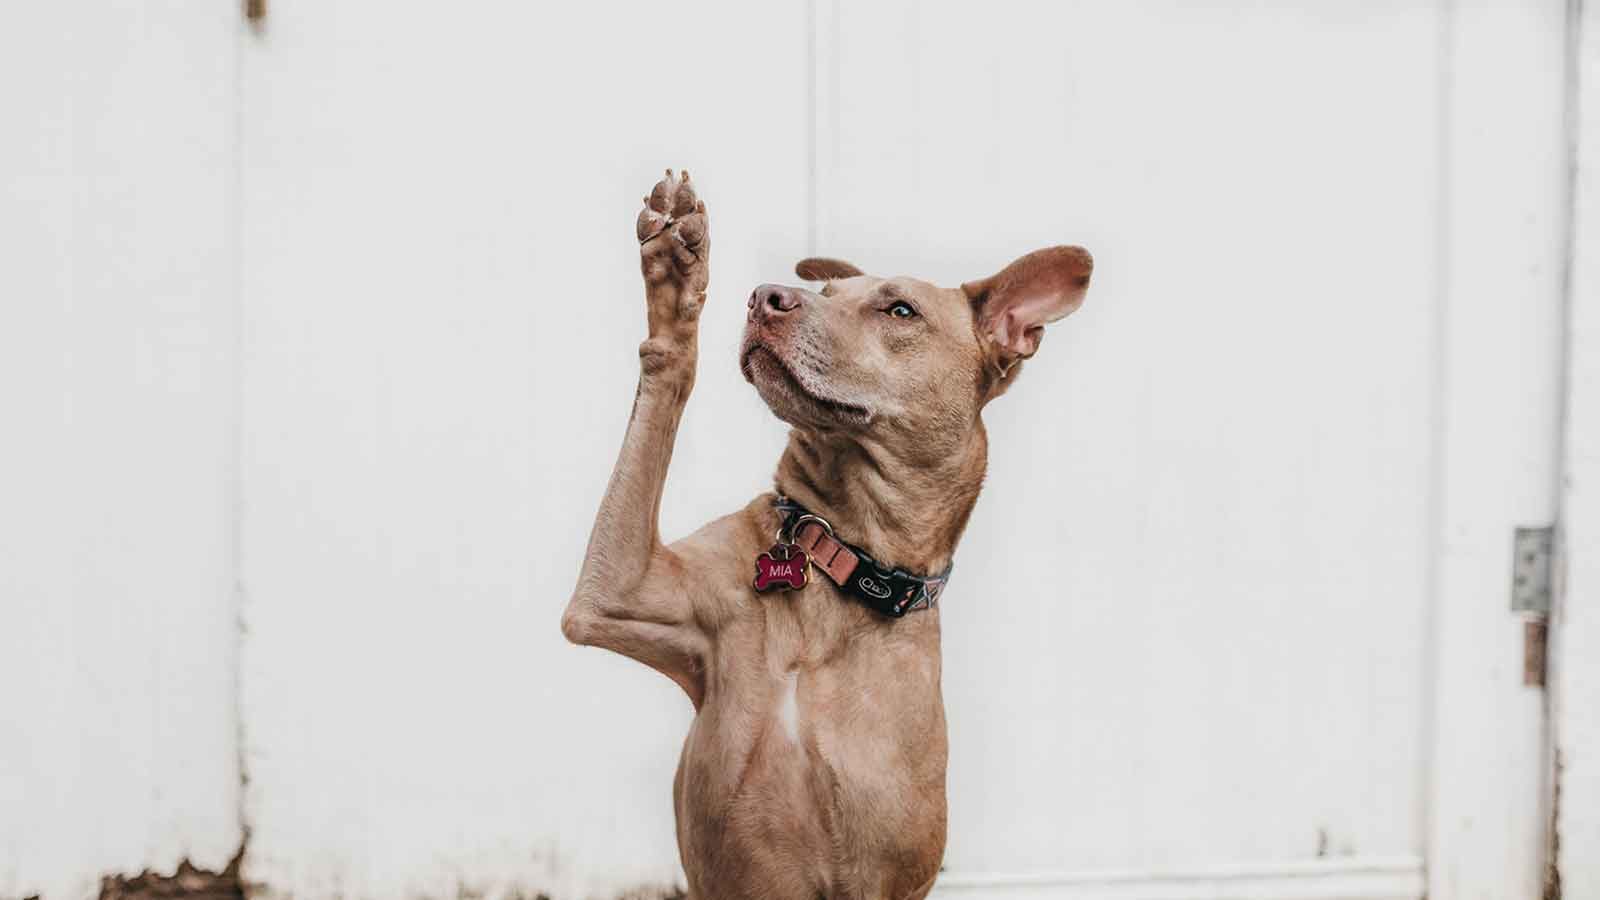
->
left=98, top=855, right=243, bottom=900
left=1544, top=748, right=1563, bottom=900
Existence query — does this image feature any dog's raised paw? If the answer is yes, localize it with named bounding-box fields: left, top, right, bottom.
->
left=637, top=168, right=709, bottom=295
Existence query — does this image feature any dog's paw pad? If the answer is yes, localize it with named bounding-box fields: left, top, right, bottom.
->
left=637, top=168, right=709, bottom=290
left=637, top=169, right=705, bottom=244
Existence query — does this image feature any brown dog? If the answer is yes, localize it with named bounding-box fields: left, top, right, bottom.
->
left=563, top=170, right=1091, bottom=900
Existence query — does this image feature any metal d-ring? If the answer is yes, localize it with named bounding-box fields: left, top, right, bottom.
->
left=782, top=512, right=834, bottom=547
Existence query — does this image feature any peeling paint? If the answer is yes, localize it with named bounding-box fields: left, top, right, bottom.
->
left=77, top=849, right=687, bottom=900
left=96, top=853, right=243, bottom=900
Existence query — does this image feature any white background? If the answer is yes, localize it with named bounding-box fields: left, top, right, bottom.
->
left=2, top=2, right=1595, bottom=899
left=0, top=4, right=242, bottom=898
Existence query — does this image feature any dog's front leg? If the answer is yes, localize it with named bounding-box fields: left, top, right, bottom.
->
left=563, top=170, right=710, bottom=706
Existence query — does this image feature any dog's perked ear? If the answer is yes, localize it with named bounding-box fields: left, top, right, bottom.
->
left=963, top=246, right=1093, bottom=370
left=795, top=257, right=864, bottom=281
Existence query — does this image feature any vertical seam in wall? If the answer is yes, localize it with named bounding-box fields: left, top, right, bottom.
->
left=1419, top=0, right=1455, bottom=886
left=806, top=0, right=817, bottom=256
left=807, top=0, right=838, bottom=257
left=827, top=1, right=839, bottom=254
left=1548, top=0, right=1587, bottom=891
left=229, top=1, right=251, bottom=862
left=1556, top=6, right=1584, bottom=519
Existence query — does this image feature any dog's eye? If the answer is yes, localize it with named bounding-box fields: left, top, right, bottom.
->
left=885, top=301, right=918, bottom=319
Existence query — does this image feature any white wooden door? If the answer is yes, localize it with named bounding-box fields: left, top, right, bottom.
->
left=235, top=2, right=1568, bottom=898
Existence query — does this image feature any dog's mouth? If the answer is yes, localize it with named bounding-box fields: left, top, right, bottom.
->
left=740, top=343, right=870, bottom=427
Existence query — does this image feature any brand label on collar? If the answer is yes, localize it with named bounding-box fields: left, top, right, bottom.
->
left=856, top=576, right=892, bottom=599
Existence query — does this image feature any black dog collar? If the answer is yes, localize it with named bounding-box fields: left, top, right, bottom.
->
left=774, top=497, right=951, bottom=618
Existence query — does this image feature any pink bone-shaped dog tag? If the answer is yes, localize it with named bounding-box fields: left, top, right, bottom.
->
left=754, top=544, right=809, bottom=592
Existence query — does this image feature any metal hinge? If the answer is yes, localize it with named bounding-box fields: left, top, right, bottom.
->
left=1511, top=525, right=1554, bottom=614
left=1513, top=525, right=1555, bottom=688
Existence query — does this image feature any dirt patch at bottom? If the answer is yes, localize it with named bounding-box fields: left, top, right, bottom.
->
left=97, top=857, right=243, bottom=900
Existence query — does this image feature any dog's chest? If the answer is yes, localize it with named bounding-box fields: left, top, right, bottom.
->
left=675, top=594, right=948, bottom=896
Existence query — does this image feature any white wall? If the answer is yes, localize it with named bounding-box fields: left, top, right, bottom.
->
left=1, top=2, right=1585, bottom=899
left=0, top=3, right=242, bottom=898
left=233, top=1, right=1473, bottom=898
left=817, top=0, right=1444, bottom=876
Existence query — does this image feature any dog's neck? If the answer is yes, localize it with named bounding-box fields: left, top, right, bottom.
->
left=773, top=425, right=987, bottom=575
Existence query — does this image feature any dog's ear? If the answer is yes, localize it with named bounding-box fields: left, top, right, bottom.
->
left=795, top=257, right=864, bottom=281
left=963, top=246, right=1093, bottom=367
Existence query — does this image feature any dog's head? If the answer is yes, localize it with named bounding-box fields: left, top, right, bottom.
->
left=739, top=247, right=1092, bottom=455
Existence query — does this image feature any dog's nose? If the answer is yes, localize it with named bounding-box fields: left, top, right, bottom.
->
left=749, top=284, right=803, bottom=317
